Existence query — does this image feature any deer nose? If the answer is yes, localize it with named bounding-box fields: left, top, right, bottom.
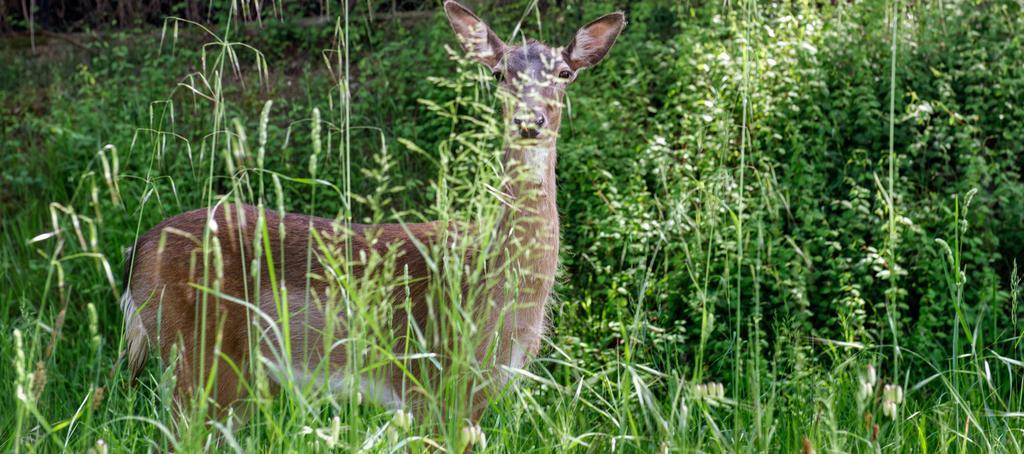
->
left=513, top=114, right=545, bottom=138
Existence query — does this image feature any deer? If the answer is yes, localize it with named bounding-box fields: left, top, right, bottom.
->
left=120, top=0, right=625, bottom=423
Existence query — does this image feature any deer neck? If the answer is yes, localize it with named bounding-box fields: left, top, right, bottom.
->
left=493, top=139, right=560, bottom=340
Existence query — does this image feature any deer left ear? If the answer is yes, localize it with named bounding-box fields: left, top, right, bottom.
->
left=444, top=0, right=508, bottom=67
left=564, top=12, right=626, bottom=71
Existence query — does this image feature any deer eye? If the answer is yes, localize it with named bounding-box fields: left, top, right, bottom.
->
left=558, top=70, right=573, bottom=80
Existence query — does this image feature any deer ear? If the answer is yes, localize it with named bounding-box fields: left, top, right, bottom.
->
left=564, top=12, right=626, bottom=71
left=444, top=1, right=507, bottom=67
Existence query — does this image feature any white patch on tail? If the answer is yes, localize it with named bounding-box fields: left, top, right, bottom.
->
left=120, top=287, right=149, bottom=376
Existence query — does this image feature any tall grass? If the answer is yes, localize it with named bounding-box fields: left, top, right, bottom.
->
left=2, top=0, right=1024, bottom=451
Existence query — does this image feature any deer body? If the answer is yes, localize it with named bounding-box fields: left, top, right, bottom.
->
left=121, top=1, right=624, bottom=420
left=122, top=206, right=438, bottom=409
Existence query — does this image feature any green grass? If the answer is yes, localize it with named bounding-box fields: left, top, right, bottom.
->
left=2, top=0, right=1024, bottom=451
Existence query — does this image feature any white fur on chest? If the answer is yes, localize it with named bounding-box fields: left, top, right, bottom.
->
left=524, top=146, right=553, bottom=184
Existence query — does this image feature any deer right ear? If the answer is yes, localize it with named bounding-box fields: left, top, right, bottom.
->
left=444, top=1, right=507, bottom=67
left=564, top=12, right=626, bottom=71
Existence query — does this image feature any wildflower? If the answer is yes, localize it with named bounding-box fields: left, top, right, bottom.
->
left=88, top=439, right=108, bottom=454
left=882, top=384, right=904, bottom=420
left=882, top=400, right=897, bottom=419
left=460, top=423, right=487, bottom=450
left=695, top=381, right=726, bottom=406
left=858, top=382, right=872, bottom=402
left=13, top=329, right=33, bottom=408
left=300, top=416, right=342, bottom=448
left=857, top=364, right=877, bottom=402
left=87, top=303, right=101, bottom=352
left=392, top=409, right=413, bottom=431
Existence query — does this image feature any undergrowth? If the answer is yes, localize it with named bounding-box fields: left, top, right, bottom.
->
left=2, top=0, right=1023, bottom=451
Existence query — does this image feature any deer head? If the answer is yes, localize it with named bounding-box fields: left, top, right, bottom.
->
left=444, top=1, right=625, bottom=143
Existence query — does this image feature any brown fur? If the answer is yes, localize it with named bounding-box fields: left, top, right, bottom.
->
left=121, top=0, right=625, bottom=422
left=124, top=206, right=441, bottom=410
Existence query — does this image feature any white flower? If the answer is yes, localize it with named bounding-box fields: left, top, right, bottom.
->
left=882, top=384, right=904, bottom=420
left=858, top=381, right=873, bottom=402
left=461, top=423, right=487, bottom=449
left=858, top=364, right=877, bottom=403
left=695, top=381, right=726, bottom=406
left=300, top=416, right=342, bottom=448
left=88, top=439, right=108, bottom=454
left=883, top=384, right=904, bottom=404
left=882, top=400, right=897, bottom=419
left=392, top=409, right=413, bottom=431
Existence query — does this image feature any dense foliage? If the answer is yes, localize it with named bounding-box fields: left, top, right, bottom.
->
left=2, top=0, right=1023, bottom=451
